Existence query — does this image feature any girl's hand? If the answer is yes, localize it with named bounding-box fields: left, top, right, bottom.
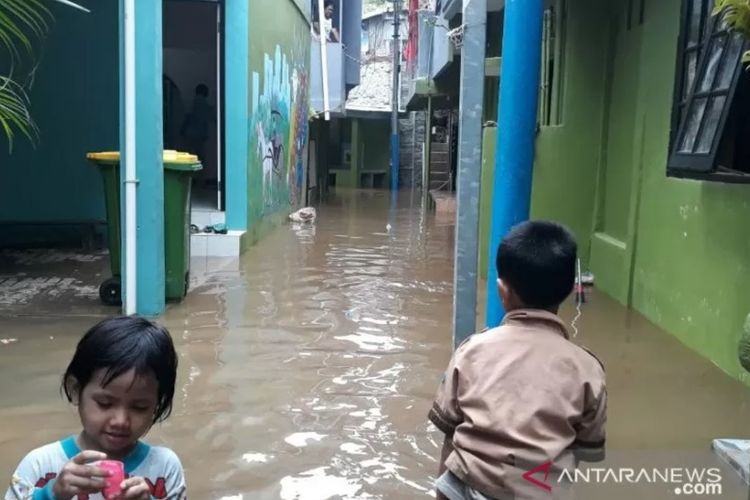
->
left=52, top=450, right=109, bottom=499
left=114, top=476, right=152, bottom=499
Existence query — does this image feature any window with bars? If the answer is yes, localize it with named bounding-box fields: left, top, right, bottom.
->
left=668, top=0, right=750, bottom=181
left=539, top=0, right=566, bottom=127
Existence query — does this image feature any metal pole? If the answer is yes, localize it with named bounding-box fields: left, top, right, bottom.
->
left=411, top=111, right=417, bottom=189
left=485, top=0, right=544, bottom=327
left=390, top=0, right=401, bottom=192
left=452, top=0, right=486, bottom=348
left=123, top=0, right=137, bottom=315
left=317, top=0, right=330, bottom=120
left=422, top=96, right=432, bottom=204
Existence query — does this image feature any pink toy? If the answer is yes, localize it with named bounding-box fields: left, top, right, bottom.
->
left=98, top=460, right=125, bottom=498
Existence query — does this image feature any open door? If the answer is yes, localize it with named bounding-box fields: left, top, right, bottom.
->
left=163, top=0, right=224, bottom=212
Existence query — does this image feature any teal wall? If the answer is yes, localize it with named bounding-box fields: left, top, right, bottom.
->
left=226, top=0, right=250, bottom=231
left=532, top=0, right=750, bottom=383
left=246, top=0, right=311, bottom=245
left=0, top=1, right=118, bottom=234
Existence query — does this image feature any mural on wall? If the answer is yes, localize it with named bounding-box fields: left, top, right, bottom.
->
left=251, top=44, right=309, bottom=216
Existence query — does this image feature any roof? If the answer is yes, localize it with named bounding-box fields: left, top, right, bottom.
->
left=362, top=5, right=408, bottom=21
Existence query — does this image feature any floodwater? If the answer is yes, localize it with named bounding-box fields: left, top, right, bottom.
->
left=2, top=190, right=750, bottom=499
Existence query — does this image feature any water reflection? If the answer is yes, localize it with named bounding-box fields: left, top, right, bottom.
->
left=3, top=191, right=750, bottom=499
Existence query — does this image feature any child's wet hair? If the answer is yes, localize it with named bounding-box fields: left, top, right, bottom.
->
left=62, top=316, right=178, bottom=423
left=496, top=220, right=577, bottom=310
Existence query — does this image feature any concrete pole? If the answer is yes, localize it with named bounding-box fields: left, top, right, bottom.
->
left=452, top=0, right=486, bottom=348
left=225, top=0, right=249, bottom=231
left=390, top=0, right=401, bottom=192
left=485, top=0, right=544, bottom=327
left=119, top=0, right=165, bottom=316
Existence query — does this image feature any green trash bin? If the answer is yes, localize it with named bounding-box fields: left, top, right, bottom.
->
left=87, top=151, right=203, bottom=305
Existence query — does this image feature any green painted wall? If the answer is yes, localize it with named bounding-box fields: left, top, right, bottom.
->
left=247, top=0, right=310, bottom=243
left=333, top=117, right=390, bottom=189
left=530, top=0, right=610, bottom=266
left=0, top=1, right=118, bottom=241
left=360, top=119, right=390, bottom=173
left=479, top=125, right=496, bottom=280
left=533, top=0, right=750, bottom=383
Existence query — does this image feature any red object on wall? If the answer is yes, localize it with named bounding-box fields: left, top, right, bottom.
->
left=403, top=0, right=419, bottom=62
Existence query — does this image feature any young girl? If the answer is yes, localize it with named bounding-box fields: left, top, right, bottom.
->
left=6, top=316, right=186, bottom=500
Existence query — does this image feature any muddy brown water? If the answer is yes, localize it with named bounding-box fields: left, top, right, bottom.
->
left=2, top=190, right=750, bottom=499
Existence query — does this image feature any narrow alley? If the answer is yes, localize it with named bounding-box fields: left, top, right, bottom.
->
left=2, top=191, right=750, bottom=499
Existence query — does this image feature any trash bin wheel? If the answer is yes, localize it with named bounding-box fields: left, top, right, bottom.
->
left=100, top=277, right=122, bottom=306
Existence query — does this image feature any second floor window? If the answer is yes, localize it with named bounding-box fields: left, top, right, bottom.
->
left=668, top=0, right=750, bottom=182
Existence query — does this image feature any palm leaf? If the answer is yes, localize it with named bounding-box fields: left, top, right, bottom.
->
left=714, top=0, right=750, bottom=38
left=49, top=0, right=89, bottom=13
left=0, top=0, right=54, bottom=59
left=0, top=0, right=88, bottom=148
left=0, top=75, right=37, bottom=151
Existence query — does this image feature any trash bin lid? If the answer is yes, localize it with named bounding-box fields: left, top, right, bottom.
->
left=164, top=150, right=202, bottom=172
left=86, top=151, right=121, bottom=163
left=87, top=151, right=202, bottom=170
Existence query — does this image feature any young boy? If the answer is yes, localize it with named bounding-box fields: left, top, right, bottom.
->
left=429, top=221, right=607, bottom=500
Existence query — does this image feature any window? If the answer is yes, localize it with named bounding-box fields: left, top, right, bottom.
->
left=668, top=0, right=750, bottom=181
left=539, top=0, right=566, bottom=127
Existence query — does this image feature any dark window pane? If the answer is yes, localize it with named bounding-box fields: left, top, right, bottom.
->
left=679, top=97, right=708, bottom=152
left=704, top=0, right=716, bottom=38
left=689, top=0, right=703, bottom=45
left=686, top=51, right=698, bottom=97
left=696, top=96, right=727, bottom=153
left=718, top=33, right=744, bottom=90
left=699, top=36, right=727, bottom=93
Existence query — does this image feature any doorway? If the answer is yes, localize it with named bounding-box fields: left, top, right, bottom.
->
left=163, top=0, right=224, bottom=212
left=590, top=0, right=643, bottom=302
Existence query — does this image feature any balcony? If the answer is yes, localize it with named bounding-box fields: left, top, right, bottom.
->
left=311, top=43, right=347, bottom=115
left=403, top=9, right=441, bottom=110
left=309, top=0, right=361, bottom=116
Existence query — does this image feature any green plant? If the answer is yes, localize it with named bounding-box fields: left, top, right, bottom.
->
left=714, top=0, right=750, bottom=63
left=0, top=0, right=87, bottom=150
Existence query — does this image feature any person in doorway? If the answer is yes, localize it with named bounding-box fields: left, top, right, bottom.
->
left=429, top=221, right=607, bottom=500
left=180, top=83, right=214, bottom=162
left=6, top=316, right=186, bottom=500
left=312, top=0, right=340, bottom=43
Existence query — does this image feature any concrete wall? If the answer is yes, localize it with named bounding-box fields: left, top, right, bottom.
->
left=531, top=0, right=750, bottom=383
left=310, top=44, right=347, bottom=113
left=0, top=0, right=118, bottom=244
left=364, top=12, right=408, bottom=59
left=399, top=111, right=426, bottom=189
left=431, top=10, right=452, bottom=78
left=247, top=0, right=311, bottom=242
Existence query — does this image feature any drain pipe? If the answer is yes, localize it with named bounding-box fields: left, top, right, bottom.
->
left=317, top=0, right=330, bottom=120
left=124, top=0, right=137, bottom=315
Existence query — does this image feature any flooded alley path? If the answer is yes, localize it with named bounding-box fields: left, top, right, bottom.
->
left=2, top=190, right=750, bottom=499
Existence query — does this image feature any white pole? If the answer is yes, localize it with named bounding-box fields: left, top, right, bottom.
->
left=317, top=0, right=330, bottom=120
left=124, top=0, right=137, bottom=315
left=216, top=4, right=223, bottom=209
